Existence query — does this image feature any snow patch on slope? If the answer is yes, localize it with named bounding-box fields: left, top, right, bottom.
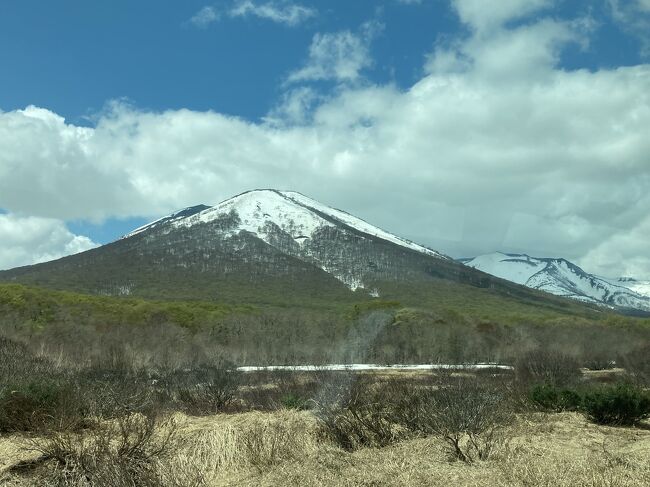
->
left=607, top=278, right=650, bottom=299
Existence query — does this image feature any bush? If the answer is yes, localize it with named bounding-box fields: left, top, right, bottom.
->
left=619, top=344, right=650, bottom=385
left=280, top=393, right=311, bottom=410
left=515, top=349, right=582, bottom=388
left=316, top=375, right=403, bottom=451
left=30, top=410, right=185, bottom=486
left=529, top=383, right=582, bottom=412
left=0, top=379, right=83, bottom=433
left=316, top=373, right=514, bottom=461
left=581, top=383, right=650, bottom=426
left=392, top=375, right=514, bottom=462
left=170, top=364, right=241, bottom=415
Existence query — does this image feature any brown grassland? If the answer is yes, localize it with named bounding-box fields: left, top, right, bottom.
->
left=1, top=401, right=649, bottom=486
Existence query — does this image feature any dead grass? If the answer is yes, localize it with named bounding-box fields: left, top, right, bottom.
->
left=2, top=411, right=650, bottom=486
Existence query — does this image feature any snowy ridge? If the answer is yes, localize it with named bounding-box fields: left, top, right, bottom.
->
left=279, top=191, right=443, bottom=258
left=125, top=205, right=210, bottom=238
left=121, top=189, right=446, bottom=291
left=175, top=190, right=333, bottom=241
left=462, top=252, right=650, bottom=312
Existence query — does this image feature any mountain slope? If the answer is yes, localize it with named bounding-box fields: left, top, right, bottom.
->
left=0, top=190, right=604, bottom=314
left=606, top=277, right=650, bottom=299
left=461, top=252, right=650, bottom=312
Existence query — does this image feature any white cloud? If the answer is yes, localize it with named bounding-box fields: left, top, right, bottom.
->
left=230, top=0, right=316, bottom=25
left=266, top=86, right=323, bottom=124
left=428, top=18, right=584, bottom=81
left=452, top=0, right=554, bottom=33
left=0, top=214, right=98, bottom=270
left=287, top=22, right=382, bottom=83
left=189, top=1, right=315, bottom=28
left=189, top=6, right=219, bottom=28
left=2, top=6, right=650, bottom=278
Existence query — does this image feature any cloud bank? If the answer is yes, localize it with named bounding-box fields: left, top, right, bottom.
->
left=2, top=0, right=650, bottom=278
left=0, top=214, right=97, bottom=271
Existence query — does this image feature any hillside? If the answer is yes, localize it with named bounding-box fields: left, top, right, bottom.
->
left=0, top=190, right=598, bottom=316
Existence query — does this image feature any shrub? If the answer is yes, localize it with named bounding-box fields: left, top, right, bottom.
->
left=515, top=349, right=582, bottom=388
left=168, top=363, right=241, bottom=415
left=581, top=383, right=650, bottom=426
left=392, top=375, right=514, bottom=463
left=619, top=344, right=650, bottom=385
left=529, top=383, right=582, bottom=412
left=280, top=393, right=310, bottom=410
left=30, top=410, right=184, bottom=486
left=0, top=379, right=83, bottom=433
left=316, top=376, right=403, bottom=451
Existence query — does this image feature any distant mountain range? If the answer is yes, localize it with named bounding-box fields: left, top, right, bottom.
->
left=461, top=252, right=650, bottom=313
left=0, top=189, right=589, bottom=314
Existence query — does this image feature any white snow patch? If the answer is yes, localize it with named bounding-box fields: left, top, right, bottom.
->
left=175, top=190, right=333, bottom=240
left=237, top=363, right=513, bottom=372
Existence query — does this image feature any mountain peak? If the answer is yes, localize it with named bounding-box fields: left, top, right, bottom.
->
left=126, top=190, right=444, bottom=260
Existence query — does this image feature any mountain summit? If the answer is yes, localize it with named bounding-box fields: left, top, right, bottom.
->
left=126, top=190, right=444, bottom=262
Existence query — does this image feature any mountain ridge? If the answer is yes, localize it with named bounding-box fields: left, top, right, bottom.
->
left=0, top=190, right=619, bottom=317
left=461, top=252, right=650, bottom=312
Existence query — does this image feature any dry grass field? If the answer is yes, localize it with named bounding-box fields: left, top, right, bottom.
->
left=1, top=409, right=649, bottom=487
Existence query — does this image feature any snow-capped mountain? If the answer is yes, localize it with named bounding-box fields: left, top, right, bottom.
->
left=461, top=252, right=650, bottom=312
left=5, top=189, right=503, bottom=305
left=126, top=190, right=443, bottom=260
left=0, top=189, right=627, bottom=313
left=123, top=189, right=445, bottom=292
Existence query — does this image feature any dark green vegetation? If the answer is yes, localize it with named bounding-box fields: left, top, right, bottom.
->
left=529, top=382, right=650, bottom=426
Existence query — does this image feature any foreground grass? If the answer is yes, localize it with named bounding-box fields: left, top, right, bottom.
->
left=1, top=410, right=649, bottom=487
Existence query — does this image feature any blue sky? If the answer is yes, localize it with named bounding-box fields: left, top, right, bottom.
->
left=1, top=1, right=453, bottom=123
left=1, top=0, right=650, bottom=277
left=2, top=0, right=643, bottom=125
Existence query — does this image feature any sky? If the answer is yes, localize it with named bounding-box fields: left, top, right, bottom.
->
left=1, top=0, right=650, bottom=278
